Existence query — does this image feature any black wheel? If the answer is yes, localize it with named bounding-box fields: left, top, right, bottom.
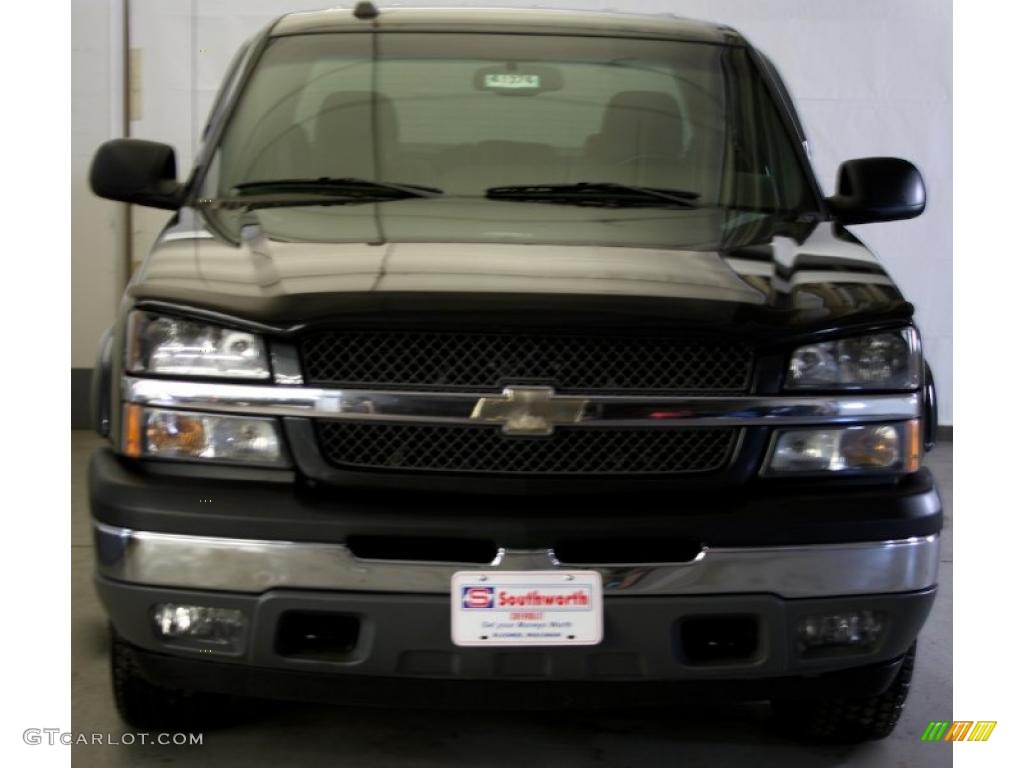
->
left=111, top=631, right=243, bottom=729
left=772, top=643, right=916, bottom=743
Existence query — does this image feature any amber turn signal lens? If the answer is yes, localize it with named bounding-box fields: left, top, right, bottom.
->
left=905, top=419, right=921, bottom=473
left=123, top=403, right=143, bottom=458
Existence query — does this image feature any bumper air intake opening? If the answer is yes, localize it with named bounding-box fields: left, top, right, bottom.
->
left=346, top=535, right=499, bottom=564
left=275, top=611, right=361, bottom=662
left=679, top=615, right=759, bottom=665
left=554, top=537, right=705, bottom=565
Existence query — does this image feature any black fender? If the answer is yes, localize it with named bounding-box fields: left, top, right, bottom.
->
left=923, top=361, right=938, bottom=452
left=91, top=327, right=113, bottom=437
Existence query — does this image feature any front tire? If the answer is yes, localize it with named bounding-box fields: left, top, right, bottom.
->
left=772, top=643, right=916, bottom=743
left=110, top=631, right=240, bottom=729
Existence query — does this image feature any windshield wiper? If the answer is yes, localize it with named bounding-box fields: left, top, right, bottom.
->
left=486, top=182, right=700, bottom=209
left=205, top=177, right=443, bottom=211
left=230, top=177, right=442, bottom=199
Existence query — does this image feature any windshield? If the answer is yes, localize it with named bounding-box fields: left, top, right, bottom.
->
left=203, top=32, right=818, bottom=245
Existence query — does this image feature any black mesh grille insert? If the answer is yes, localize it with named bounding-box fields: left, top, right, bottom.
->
left=299, top=330, right=753, bottom=393
left=315, top=422, right=737, bottom=476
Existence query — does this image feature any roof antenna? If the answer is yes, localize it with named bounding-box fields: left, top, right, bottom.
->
left=353, top=1, right=379, bottom=20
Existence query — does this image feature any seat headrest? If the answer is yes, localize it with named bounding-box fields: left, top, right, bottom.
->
left=596, top=90, right=685, bottom=159
left=313, top=91, right=399, bottom=149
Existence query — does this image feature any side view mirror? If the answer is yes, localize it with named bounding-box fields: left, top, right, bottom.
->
left=826, top=157, right=925, bottom=225
left=89, top=139, right=184, bottom=210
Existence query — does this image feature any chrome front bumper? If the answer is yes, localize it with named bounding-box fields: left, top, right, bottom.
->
left=94, top=523, right=940, bottom=598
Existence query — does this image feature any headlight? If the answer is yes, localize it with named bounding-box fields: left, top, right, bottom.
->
left=123, top=405, right=288, bottom=467
left=785, top=328, right=921, bottom=390
left=126, top=311, right=270, bottom=379
left=764, top=421, right=920, bottom=476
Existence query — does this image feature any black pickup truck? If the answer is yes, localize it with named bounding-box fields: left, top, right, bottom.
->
left=88, top=4, right=940, bottom=743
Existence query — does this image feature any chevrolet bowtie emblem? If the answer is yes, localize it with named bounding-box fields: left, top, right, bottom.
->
left=470, top=386, right=588, bottom=435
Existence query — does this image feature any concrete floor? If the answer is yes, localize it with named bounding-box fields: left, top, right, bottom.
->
left=71, top=431, right=953, bottom=767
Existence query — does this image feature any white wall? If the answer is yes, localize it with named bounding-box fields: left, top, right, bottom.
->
left=117, top=0, right=954, bottom=423
left=670, top=0, right=954, bottom=424
left=70, top=0, right=126, bottom=369
left=127, top=0, right=298, bottom=266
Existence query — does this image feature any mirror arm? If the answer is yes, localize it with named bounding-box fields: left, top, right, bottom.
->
left=825, top=195, right=868, bottom=226
left=152, top=182, right=187, bottom=210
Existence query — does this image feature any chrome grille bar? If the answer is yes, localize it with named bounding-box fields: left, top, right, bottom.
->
left=123, top=376, right=920, bottom=427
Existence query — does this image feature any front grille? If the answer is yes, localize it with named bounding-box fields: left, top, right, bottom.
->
left=315, top=421, right=738, bottom=476
left=299, top=330, right=753, bottom=393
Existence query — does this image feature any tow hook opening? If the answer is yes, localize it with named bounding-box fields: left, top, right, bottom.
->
left=276, top=611, right=362, bottom=661
left=678, top=615, right=760, bottom=665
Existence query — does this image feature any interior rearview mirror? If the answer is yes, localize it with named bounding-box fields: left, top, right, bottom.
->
left=473, top=64, right=564, bottom=95
left=826, top=157, right=925, bottom=225
left=89, top=139, right=184, bottom=210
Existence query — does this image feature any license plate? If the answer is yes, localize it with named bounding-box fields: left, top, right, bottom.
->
left=451, top=570, right=603, bottom=647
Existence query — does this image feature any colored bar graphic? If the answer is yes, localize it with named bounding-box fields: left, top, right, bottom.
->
left=968, top=722, right=997, bottom=741
left=944, top=721, right=973, bottom=741
left=921, top=720, right=996, bottom=742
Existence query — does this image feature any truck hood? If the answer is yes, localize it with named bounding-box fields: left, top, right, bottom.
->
left=129, top=200, right=912, bottom=337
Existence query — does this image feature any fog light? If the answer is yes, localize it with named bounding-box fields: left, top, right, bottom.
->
left=797, top=610, right=885, bottom=655
left=765, top=421, right=918, bottom=475
left=153, top=603, right=247, bottom=651
left=123, top=404, right=287, bottom=467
